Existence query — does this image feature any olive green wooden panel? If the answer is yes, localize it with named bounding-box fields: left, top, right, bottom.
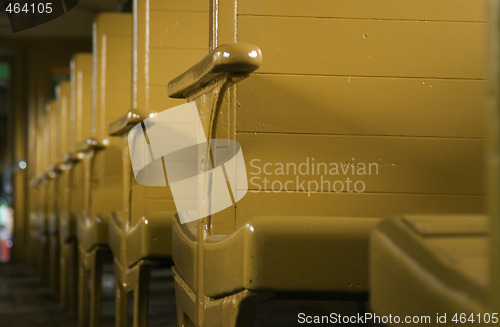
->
left=454, top=257, right=488, bottom=288
left=94, top=26, right=131, bottom=140
left=39, top=108, right=48, bottom=172
left=235, top=192, right=485, bottom=228
left=47, top=100, right=58, bottom=230
left=35, top=109, right=45, bottom=176
left=43, top=103, right=50, bottom=170
left=431, top=237, right=488, bottom=258
left=91, top=14, right=132, bottom=218
left=91, top=157, right=124, bottom=214
left=48, top=101, right=59, bottom=166
left=149, top=11, right=208, bottom=49
left=134, top=0, right=208, bottom=113
left=238, top=133, right=485, bottom=195
left=370, top=217, right=488, bottom=320
left=238, top=0, right=487, bottom=22
left=129, top=0, right=208, bottom=225
left=71, top=53, right=93, bottom=144
left=94, top=13, right=131, bottom=36
left=56, top=82, right=71, bottom=159
left=104, top=61, right=131, bottom=91
left=101, top=46, right=131, bottom=83
left=237, top=16, right=486, bottom=79
left=56, top=83, right=71, bottom=233
left=130, top=194, right=175, bottom=220
left=69, top=53, right=92, bottom=224
left=489, top=0, right=500, bottom=312
left=150, top=0, right=207, bottom=12
left=41, top=104, right=49, bottom=173
left=236, top=75, right=486, bottom=138
left=149, top=86, right=185, bottom=110
left=102, top=90, right=132, bottom=132
left=403, top=214, right=488, bottom=236
left=149, top=49, right=207, bottom=86
left=146, top=186, right=172, bottom=200
left=71, top=164, right=85, bottom=214
left=93, top=147, right=122, bottom=184
left=145, top=198, right=176, bottom=214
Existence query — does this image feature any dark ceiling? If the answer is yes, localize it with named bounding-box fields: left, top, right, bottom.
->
left=0, top=0, right=129, bottom=38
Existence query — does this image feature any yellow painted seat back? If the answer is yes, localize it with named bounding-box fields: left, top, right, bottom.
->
left=56, top=81, right=71, bottom=237
left=69, top=53, right=93, bottom=224
left=166, top=1, right=488, bottom=324
left=89, top=13, right=132, bottom=224
left=220, top=0, right=487, bottom=229
left=45, top=99, right=60, bottom=293
left=111, top=0, right=208, bottom=227
left=47, top=99, right=59, bottom=226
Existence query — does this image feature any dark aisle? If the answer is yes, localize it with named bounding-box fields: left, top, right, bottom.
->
left=0, top=262, right=77, bottom=327
left=0, top=262, right=177, bottom=327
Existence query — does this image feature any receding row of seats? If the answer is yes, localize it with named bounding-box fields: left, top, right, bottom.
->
left=26, top=0, right=494, bottom=326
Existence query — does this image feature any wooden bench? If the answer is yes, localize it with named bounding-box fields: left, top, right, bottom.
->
left=58, top=52, right=93, bottom=317
left=33, top=101, right=54, bottom=283
left=370, top=215, right=489, bottom=325
left=371, top=2, right=496, bottom=322
left=107, top=0, right=207, bottom=326
left=167, top=0, right=487, bottom=325
left=491, top=2, right=500, bottom=314
left=46, top=98, right=62, bottom=297
left=75, top=12, right=132, bottom=327
left=27, top=103, right=45, bottom=275
left=53, top=80, right=74, bottom=308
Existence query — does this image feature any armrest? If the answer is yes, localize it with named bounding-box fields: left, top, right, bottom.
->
left=35, top=173, right=48, bottom=185
left=29, top=177, right=40, bottom=188
left=110, top=211, right=123, bottom=229
left=75, top=137, right=107, bottom=154
left=47, top=164, right=62, bottom=179
left=108, top=110, right=145, bottom=137
left=168, top=43, right=262, bottom=99
left=61, top=152, right=80, bottom=166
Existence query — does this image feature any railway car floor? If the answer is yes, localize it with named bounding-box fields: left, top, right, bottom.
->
left=0, top=261, right=77, bottom=327
left=0, top=261, right=176, bottom=327
left=0, top=262, right=381, bottom=326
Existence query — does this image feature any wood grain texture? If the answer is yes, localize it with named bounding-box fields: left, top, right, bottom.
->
left=236, top=75, right=486, bottom=137
left=238, top=133, right=485, bottom=195
left=235, top=191, right=485, bottom=228
left=238, top=16, right=486, bottom=79
left=238, top=0, right=487, bottom=22
left=150, top=11, right=208, bottom=49
left=71, top=53, right=92, bottom=144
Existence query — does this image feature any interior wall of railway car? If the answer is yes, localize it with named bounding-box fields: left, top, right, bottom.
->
left=0, top=38, right=90, bottom=261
